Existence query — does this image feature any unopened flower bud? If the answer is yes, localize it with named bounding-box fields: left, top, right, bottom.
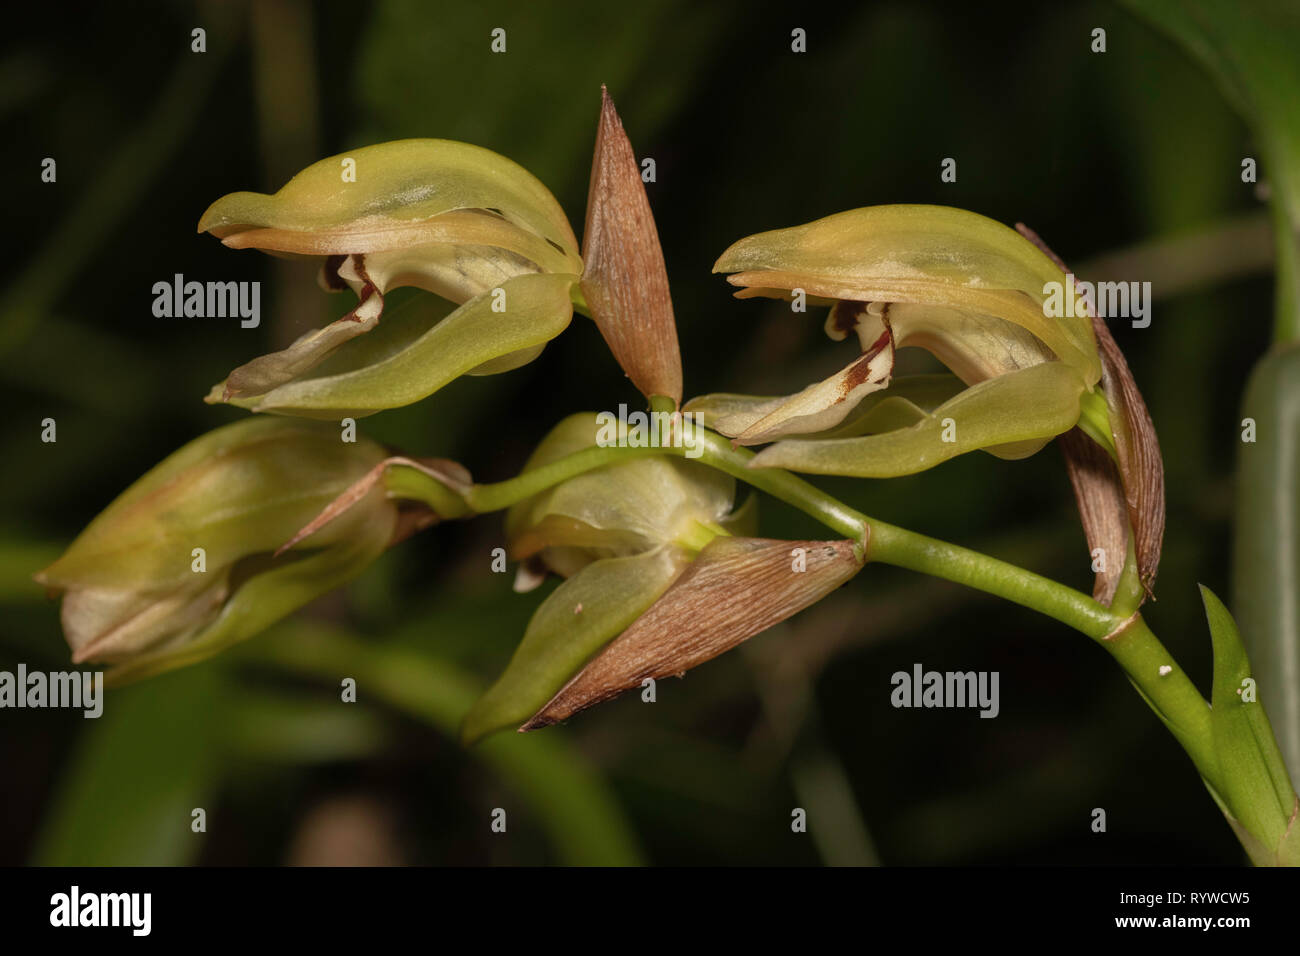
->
left=35, top=418, right=401, bottom=683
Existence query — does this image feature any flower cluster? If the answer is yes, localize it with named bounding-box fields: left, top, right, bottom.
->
left=38, top=89, right=1161, bottom=734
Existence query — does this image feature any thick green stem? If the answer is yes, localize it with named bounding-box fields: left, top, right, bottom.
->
left=1102, top=617, right=1217, bottom=782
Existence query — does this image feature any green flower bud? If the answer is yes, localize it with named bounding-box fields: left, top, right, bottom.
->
left=461, top=413, right=860, bottom=743
left=34, top=418, right=400, bottom=684
left=504, top=412, right=738, bottom=577
left=197, top=140, right=582, bottom=417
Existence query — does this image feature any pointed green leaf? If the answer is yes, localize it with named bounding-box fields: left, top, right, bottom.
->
left=33, top=665, right=224, bottom=865
left=1121, top=0, right=1300, bottom=336
left=1201, top=583, right=1298, bottom=861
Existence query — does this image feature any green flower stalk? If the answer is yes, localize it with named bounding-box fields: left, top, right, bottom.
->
left=198, top=140, right=582, bottom=418
left=34, top=418, right=408, bottom=684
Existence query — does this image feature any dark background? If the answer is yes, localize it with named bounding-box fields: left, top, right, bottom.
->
left=0, top=0, right=1274, bottom=864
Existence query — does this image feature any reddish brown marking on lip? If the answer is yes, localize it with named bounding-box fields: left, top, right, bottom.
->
left=345, top=254, right=379, bottom=323
left=321, top=254, right=349, bottom=291
left=838, top=326, right=893, bottom=401
left=830, top=299, right=870, bottom=336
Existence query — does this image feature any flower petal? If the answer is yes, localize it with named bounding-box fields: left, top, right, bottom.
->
left=725, top=316, right=894, bottom=445
left=686, top=374, right=967, bottom=442
left=729, top=272, right=1095, bottom=386
left=507, top=457, right=735, bottom=560
left=220, top=207, right=577, bottom=275
left=734, top=352, right=894, bottom=443
left=751, top=361, right=1088, bottom=477
left=219, top=255, right=385, bottom=400
left=210, top=272, right=578, bottom=418
left=64, top=578, right=229, bottom=666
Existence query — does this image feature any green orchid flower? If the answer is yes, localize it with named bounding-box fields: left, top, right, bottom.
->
left=198, top=139, right=582, bottom=418
left=686, top=204, right=1106, bottom=477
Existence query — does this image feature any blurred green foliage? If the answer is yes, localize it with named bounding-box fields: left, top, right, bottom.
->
left=1, top=0, right=1281, bottom=864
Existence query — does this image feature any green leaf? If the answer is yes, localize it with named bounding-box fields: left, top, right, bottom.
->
left=751, top=361, right=1087, bottom=477
left=222, top=688, right=390, bottom=764
left=1200, top=583, right=1298, bottom=862
left=461, top=547, right=684, bottom=744
left=247, top=621, right=644, bottom=865
left=32, top=665, right=224, bottom=865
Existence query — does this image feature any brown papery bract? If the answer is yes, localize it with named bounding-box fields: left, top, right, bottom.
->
left=276, top=456, right=470, bottom=556
left=1017, top=223, right=1165, bottom=603
left=522, top=536, right=862, bottom=729
left=1059, top=427, right=1129, bottom=603
left=1090, top=311, right=1165, bottom=599
left=580, top=87, right=682, bottom=407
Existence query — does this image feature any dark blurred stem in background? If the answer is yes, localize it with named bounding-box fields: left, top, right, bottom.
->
left=251, top=0, right=325, bottom=350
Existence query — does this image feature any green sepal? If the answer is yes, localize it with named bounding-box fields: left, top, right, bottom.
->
left=461, top=547, right=685, bottom=744
left=199, top=138, right=580, bottom=266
